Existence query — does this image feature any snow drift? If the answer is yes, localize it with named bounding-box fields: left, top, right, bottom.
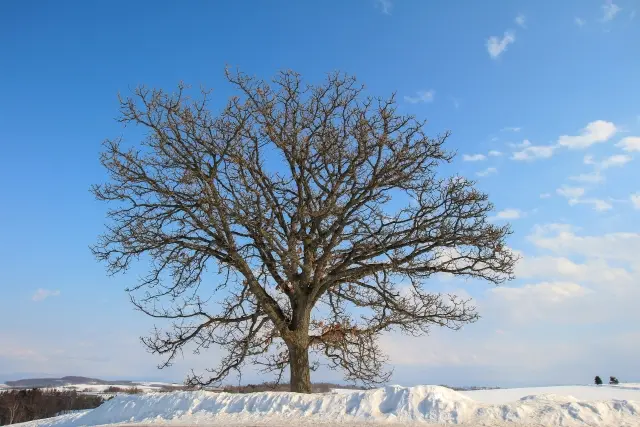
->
left=17, top=385, right=640, bottom=426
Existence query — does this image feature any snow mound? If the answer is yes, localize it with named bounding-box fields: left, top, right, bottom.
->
left=15, top=385, right=640, bottom=426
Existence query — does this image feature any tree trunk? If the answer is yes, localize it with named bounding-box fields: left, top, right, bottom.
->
left=288, top=341, right=312, bottom=393
left=9, top=402, right=18, bottom=424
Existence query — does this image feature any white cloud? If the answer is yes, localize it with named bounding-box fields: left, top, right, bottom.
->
left=631, top=193, right=640, bottom=209
left=569, top=171, right=604, bottom=183
left=575, top=17, right=586, bottom=26
left=462, top=153, right=487, bottom=162
left=556, top=185, right=585, bottom=199
left=476, top=167, right=497, bottom=177
left=528, top=224, right=640, bottom=263
left=488, top=150, right=502, bottom=156
left=375, top=0, right=392, bottom=14
left=487, top=31, right=516, bottom=59
left=557, top=120, right=617, bottom=149
left=378, top=218, right=640, bottom=384
left=570, top=154, right=631, bottom=184
left=491, top=208, right=522, bottom=220
left=540, top=193, right=552, bottom=199
left=517, top=255, right=633, bottom=286
left=511, top=141, right=556, bottom=161
left=487, top=281, right=596, bottom=324
left=574, top=198, right=613, bottom=211
left=491, top=281, right=590, bottom=304
left=602, top=1, right=622, bottom=21
left=379, top=223, right=640, bottom=383
left=510, top=140, right=531, bottom=148
left=32, top=288, right=61, bottom=302
left=600, top=154, right=632, bottom=169
left=404, top=90, right=434, bottom=104
left=515, top=14, right=526, bottom=28
left=555, top=186, right=610, bottom=211
left=501, top=126, right=521, bottom=132
left=616, top=136, right=640, bottom=152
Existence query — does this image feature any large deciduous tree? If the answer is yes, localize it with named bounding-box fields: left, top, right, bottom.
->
left=93, top=69, right=517, bottom=393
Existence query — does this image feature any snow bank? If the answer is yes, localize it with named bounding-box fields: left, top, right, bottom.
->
left=462, top=384, right=640, bottom=404
left=15, top=385, right=640, bottom=426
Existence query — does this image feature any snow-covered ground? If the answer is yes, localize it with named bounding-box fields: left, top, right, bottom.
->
left=17, top=382, right=183, bottom=394
left=13, top=384, right=640, bottom=427
left=460, top=383, right=640, bottom=404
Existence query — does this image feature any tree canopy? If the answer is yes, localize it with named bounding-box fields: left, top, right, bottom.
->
left=93, top=69, right=517, bottom=393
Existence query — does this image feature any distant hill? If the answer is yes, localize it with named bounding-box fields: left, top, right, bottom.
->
left=5, top=376, right=134, bottom=388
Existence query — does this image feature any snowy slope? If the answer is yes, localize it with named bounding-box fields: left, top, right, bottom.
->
left=14, top=384, right=640, bottom=426
left=461, top=384, right=640, bottom=404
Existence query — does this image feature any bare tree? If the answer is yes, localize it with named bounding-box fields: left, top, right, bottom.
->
left=92, top=69, right=517, bottom=393
left=1, top=392, right=21, bottom=425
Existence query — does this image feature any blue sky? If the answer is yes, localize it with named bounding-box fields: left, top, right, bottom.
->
left=1, top=0, right=639, bottom=387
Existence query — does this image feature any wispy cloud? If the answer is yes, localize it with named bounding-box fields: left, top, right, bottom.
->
left=575, top=17, right=587, bottom=26
left=404, top=90, right=434, bottom=104
left=571, top=154, right=632, bottom=184
left=375, top=0, right=392, bottom=15
left=32, top=288, right=61, bottom=302
left=491, top=281, right=591, bottom=305
left=464, top=150, right=501, bottom=162
left=600, top=154, right=632, bottom=169
left=510, top=140, right=531, bottom=148
left=616, top=136, right=640, bottom=152
left=477, top=167, right=497, bottom=177
left=556, top=186, right=612, bottom=211
left=602, top=0, right=621, bottom=21
left=540, top=193, right=552, bottom=199
left=574, top=198, right=613, bottom=211
left=557, top=185, right=586, bottom=200
left=528, top=223, right=640, bottom=261
left=491, top=208, right=522, bottom=221
left=570, top=171, right=604, bottom=184
left=462, top=153, right=487, bottom=162
left=515, top=14, right=526, bottom=28
left=511, top=140, right=556, bottom=161
left=451, top=97, right=460, bottom=109
left=584, top=153, right=631, bottom=169
left=631, top=193, right=640, bottom=209
left=631, top=10, right=637, bottom=20
left=487, top=31, right=516, bottom=59
left=557, top=120, right=617, bottom=149
left=501, top=126, right=521, bottom=132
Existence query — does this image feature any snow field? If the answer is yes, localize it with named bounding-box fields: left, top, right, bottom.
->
left=13, top=384, right=640, bottom=426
